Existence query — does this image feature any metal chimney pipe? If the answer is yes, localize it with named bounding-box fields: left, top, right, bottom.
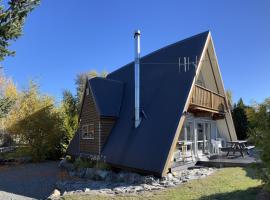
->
left=134, top=30, right=141, bottom=128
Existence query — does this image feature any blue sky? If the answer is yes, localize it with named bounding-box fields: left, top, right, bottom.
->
left=2, top=0, right=270, bottom=104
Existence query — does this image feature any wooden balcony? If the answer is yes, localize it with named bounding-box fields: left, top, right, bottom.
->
left=189, top=84, right=228, bottom=116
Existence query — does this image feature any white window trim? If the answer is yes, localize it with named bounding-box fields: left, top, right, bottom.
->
left=81, top=124, right=94, bottom=139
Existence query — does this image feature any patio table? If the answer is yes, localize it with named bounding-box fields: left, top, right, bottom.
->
left=226, top=140, right=248, bottom=157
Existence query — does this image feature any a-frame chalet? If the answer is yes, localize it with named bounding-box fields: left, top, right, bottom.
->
left=67, top=31, right=237, bottom=177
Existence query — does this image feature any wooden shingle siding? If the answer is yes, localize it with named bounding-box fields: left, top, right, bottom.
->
left=79, top=82, right=116, bottom=155
left=79, top=82, right=100, bottom=154
left=100, top=118, right=116, bottom=149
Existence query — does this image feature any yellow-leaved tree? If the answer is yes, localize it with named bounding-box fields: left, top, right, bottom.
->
left=4, top=81, right=68, bottom=161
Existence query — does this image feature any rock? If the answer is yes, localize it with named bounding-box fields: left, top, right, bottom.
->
left=134, top=186, right=144, bottom=192
left=59, top=158, right=74, bottom=171
left=84, top=188, right=90, bottom=192
left=113, top=187, right=124, bottom=194
left=85, top=168, right=95, bottom=179
left=68, top=171, right=76, bottom=177
left=47, top=189, right=61, bottom=200
left=52, top=167, right=215, bottom=196
left=77, top=168, right=86, bottom=178
left=166, top=173, right=174, bottom=181
left=116, top=172, right=127, bottom=182
left=125, top=172, right=143, bottom=184
left=166, top=182, right=175, bottom=187
left=95, top=169, right=109, bottom=180
left=159, top=180, right=167, bottom=186
left=80, top=168, right=87, bottom=177
left=172, top=172, right=178, bottom=177
left=105, top=171, right=117, bottom=182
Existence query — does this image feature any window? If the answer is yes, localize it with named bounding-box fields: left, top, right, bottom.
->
left=81, top=123, right=94, bottom=139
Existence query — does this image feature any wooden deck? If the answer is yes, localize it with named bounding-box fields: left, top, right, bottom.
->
left=197, top=154, right=260, bottom=168
left=171, top=152, right=261, bottom=172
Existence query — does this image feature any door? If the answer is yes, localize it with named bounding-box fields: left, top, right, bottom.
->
left=195, top=120, right=211, bottom=158
left=178, top=120, right=195, bottom=162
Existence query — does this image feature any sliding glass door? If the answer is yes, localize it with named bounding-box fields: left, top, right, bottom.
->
left=178, top=118, right=216, bottom=162
left=196, top=121, right=211, bottom=157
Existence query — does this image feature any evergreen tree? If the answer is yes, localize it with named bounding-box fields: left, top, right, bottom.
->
left=0, top=0, right=40, bottom=60
left=248, top=98, right=270, bottom=190
left=61, top=90, right=78, bottom=141
left=232, top=98, right=249, bottom=140
left=0, top=0, right=39, bottom=117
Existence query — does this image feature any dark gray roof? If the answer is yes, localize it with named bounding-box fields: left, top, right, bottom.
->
left=89, top=77, right=124, bottom=117
left=101, top=31, right=209, bottom=176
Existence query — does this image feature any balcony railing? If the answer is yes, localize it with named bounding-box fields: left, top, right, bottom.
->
left=190, top=84, right=227, bottom=113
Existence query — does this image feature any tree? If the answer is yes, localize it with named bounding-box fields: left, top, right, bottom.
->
left=248, top=98, right=270, bottom=190
left=0, top=0, right=39, bottom=117
left=226, top=89, right=233, bottom=110
left=7, top=81, right=67, bottom=160
left=0, top=0, right=40, bottom=61
left=232, top=98, right=249, bottom=140
left=0, top=71, right=16, bottom=118
left=61, top=90, right=78, bottom=142
left=0, top=97, right=13, bottom=118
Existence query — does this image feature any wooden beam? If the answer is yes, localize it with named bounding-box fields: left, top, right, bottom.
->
left=161, top=32, right=211, bottom=177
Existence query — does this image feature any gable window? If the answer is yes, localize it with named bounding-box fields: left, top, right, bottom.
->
left=81, top=124, right=94, bottom=139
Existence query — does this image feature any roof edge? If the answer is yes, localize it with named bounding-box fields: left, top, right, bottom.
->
left=108, top=31, right=210, bottom=78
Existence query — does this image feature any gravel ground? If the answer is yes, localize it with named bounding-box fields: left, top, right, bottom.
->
left=0, top=161, right=60, bottom=200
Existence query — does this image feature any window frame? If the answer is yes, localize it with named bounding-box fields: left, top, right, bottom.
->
left=81, top=123, right=95, bottom=139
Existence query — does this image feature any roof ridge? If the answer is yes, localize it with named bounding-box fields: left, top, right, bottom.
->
left=89, top=76, right=123, bottom=84
left=108, top=30, right=210, bottom=77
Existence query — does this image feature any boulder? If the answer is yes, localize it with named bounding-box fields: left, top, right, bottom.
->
left=116, top=172, right=126, bottom=182
left=125, top=172, right=143, bottom=184
left=83, top=188, right=90, bottom=192
left=95, top=169, right=109, bottom=180
left=143, top=176, right=156, bottom=185
left=77, top=168, right=86, bottom=178
left=85, top=168, right=95, bottom=179
left=59, top=158, right=74, bottom=171
left=47, top=189, right=61, bottom=200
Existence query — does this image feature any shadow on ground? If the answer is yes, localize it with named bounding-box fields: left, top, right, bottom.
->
left=198, top=186, right=262, bottom=200
left=0, top=161, right=60, bottom=199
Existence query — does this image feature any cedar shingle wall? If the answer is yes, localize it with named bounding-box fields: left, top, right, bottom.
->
left=79, top=83, right=100, bottom=154
left=100, top=118, right=116, bottom=149
left=79, top=83, right=116, bottom=155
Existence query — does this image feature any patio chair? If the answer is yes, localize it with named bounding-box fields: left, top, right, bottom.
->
left=211, top=139, right=222, bottom=155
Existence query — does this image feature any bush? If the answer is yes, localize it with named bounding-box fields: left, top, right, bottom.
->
left=247, top=98, right=270, bottom=191
left=74, top=157, right=95, bottom=169
left=9, top=106, right=68, bottom=161
left=0, top=134, right=14, bottom=147
left=73, top=157, right=111, bottom=171
left=94, top=161, right=111, bottom=170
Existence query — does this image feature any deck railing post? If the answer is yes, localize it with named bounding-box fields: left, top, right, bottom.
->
left=211, top=92, right=214, bottom=110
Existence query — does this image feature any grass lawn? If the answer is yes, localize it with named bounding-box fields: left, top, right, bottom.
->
left=61, top=167, right=262, bottom=200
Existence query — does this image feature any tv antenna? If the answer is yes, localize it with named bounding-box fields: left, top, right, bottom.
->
left=178, top=56, right=198, bottom=72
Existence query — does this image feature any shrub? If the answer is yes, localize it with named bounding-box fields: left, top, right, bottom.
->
left=248, top=98, right=270, bottom=191
left=9, top=106, right=68, bottom=161
left=74, top=157, right=95, bottom=169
